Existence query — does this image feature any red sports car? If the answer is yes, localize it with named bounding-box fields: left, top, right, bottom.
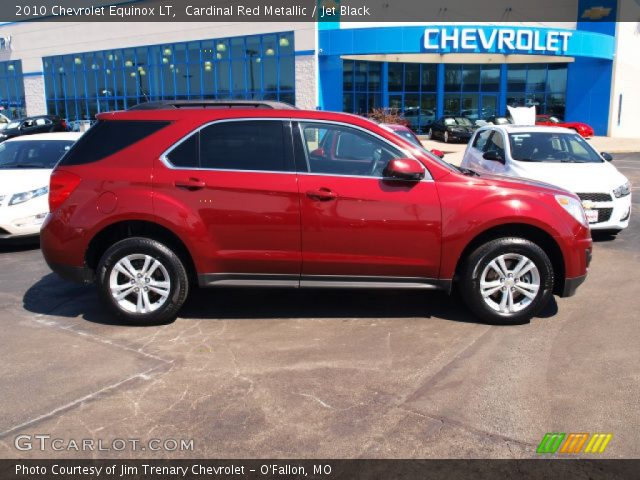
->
left=535, top=115, right=594, bottom=138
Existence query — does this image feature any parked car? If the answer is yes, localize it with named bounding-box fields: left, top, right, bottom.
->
left=461, top=125, right=631, bottom=233
left=535, top=115, right=594, bottom=138
left=380, top=123, right=445, bottom=158
left=0, top=132, right=82, bottom=239
left=41, top=100, right=591, bottom=325
left=0, top=115, right=69, bottom=142
left=428, top=117, right=476, bottom=143
left=485, top=116, right=513, bottom=126
left=403, top=108, right=435, bottom=133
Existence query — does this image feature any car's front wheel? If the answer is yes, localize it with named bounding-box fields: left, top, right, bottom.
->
left=97, top=237, right=189, bottom=325
left=443, top=131, right=450, bottom=143
left=459, top=238, right=554, bottom=324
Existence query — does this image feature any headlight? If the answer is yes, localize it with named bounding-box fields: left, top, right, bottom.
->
left=9, top=186, right=49, bottom=206
left=613, top=182, right=631, bottom=198
left=555, top=194, right=588, bottom=227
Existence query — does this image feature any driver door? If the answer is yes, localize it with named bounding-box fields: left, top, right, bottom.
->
left=295, top=121, right=442, bottom=280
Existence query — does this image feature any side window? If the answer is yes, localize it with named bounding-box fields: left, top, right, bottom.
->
left=166, top=134, right=199, bottom=168
left=473, top=130, right=492, bottom=151
left=60, top=120, right=170, bottom=166
left=298, top=122, right=402, bottom=177
left=199, top=121, right=289, bottom=171
left=35, top=118, right=51, bottom=126
left=485, top=131, right=505, bottom=157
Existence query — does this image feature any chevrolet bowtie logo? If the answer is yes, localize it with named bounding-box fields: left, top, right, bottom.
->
left=581, top=6, right=612, bottom=19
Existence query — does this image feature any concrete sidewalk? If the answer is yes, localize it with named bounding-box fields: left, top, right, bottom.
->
left=419, top=135, right=640, bottom=167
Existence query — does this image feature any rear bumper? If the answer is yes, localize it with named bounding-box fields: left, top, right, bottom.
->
left=561, top=273, right=587, bottom=298
left=45, top=260, right=94, bottom=284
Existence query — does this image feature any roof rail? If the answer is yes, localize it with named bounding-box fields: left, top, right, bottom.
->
left=128, top=100, right=298, bottom=111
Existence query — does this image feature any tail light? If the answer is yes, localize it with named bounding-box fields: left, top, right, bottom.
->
left=61, top=119, right=68, bottom=131
left=49, top=170, right=81, bottom=212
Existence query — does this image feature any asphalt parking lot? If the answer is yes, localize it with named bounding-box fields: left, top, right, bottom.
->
left=1, top=154, right=639, bottom=459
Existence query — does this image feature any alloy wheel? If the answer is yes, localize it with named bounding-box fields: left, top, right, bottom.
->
left=109, top=254, right=171, bottom=314
left=479, top=253, right=540, bottom=314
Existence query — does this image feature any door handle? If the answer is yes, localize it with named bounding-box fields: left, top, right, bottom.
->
left=174, top=178, right=206, bottom=190
left=306, top=187, right=337, bottom=201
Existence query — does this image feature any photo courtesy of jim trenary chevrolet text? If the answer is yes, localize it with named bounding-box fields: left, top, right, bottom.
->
left=0, top=0, right=639, bottom=479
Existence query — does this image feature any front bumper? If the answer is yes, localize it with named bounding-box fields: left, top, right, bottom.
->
left=585, top=194, right=631, bottom=231
left=561, top=273, right=587, bottom=297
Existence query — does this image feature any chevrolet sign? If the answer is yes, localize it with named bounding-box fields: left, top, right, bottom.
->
left=423, top=27, right=572, bottom=54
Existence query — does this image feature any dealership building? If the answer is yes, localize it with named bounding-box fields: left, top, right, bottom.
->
left=0, top=0, right=638, bottom=137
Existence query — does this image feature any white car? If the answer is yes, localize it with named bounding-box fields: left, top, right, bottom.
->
left=461, top=125, right=631, bottom=233
left=0, top=132, right=82, bottom=239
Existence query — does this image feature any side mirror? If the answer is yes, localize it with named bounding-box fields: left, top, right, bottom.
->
left=431, top=149, right=445, bottom=159
left=601, top=152, right=613, bottom=162
left=310, top=147, right=325, bottom=158
left=383, top=158, right=425, bottom=181
left=483, top=150, right=505, bottom=164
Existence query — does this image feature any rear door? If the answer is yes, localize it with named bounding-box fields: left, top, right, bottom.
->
left=294, top=121, right=441, bottom=281
left=153, top=119, right=301, bottom=282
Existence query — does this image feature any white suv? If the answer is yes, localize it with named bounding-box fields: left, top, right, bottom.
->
left=461, top=125, right=631, bottom=233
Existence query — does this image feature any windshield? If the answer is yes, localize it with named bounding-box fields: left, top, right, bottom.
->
left=0, top=140, right=75, bottom=169
left=6, top=121, right=20, bottom=129
left=508, top=132, right=603, bottom=163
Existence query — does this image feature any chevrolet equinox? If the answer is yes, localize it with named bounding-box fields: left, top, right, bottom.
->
left=41, top=101, right=592, bottom=325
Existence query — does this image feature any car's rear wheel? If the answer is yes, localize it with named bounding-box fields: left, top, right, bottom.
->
left=97, top=237, right=189, bottom=325
left=427, top=128, right=433, bottom=140
left=459, top=238, right=554, bottom=324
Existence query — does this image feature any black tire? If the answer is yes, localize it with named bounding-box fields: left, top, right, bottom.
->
left=97, top=237, right=189, bottom=325
left=459, top=238, right=554, bottom=325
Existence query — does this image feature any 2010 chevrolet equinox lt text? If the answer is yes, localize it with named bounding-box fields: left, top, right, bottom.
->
left=40, top=100, right=592, bottom=325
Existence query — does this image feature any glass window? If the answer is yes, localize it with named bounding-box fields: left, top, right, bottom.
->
left=388, top=63, right=403, bottom=92
left=354, top=61, right=367, bottom=91
left=444, top=65, right=462, bottom=92
left=298, top=122, right=402, bottom=177
left=60, top=120, right=169, bottom=166
left=526, top=66, right=546, bottom=92
left=199, top=121, right=288, bottom=171
left=480, top=67, right=500, bottom=92
left=473, top=129, right=492, bottom=151
left=421, top=65, right=437, bottom=91
left=462, top=65, right=480, bottom=91
left=507, top=65, right=526, bottom=91
left=546, top=64, right=567, bottom=93
left=404, top=64, right=420, bottom=92
left=343, top=61, right=353, bottom=91
left=166, top=133, right=199, bottom=168
left=485, top=131, right=505, bottom=157
left=0, top=140, right=74, bottom=169
left=368, top=63, right=381, bottom=91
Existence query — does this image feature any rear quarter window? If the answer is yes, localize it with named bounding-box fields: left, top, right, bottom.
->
left=59, top=120, right=170, bottom=166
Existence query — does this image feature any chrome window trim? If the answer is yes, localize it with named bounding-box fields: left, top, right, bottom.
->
left=159, top=117, right=433, bottom=181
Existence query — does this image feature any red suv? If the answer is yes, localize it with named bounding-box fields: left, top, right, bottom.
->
left=41, top=100, right=592, bottom=325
